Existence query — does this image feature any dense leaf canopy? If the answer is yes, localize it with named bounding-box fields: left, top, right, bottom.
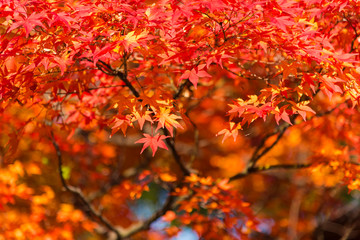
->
left=1, top=0, right=360, bottom=239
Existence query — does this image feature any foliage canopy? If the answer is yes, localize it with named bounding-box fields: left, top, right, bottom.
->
left=1, top=0, right=360, bottom=239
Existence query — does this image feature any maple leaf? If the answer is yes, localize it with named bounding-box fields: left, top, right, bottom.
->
left=216, top=122, right=241, bottom=143
left=111, top=116, right=132, bottom=137
left=206, top=52, right=231, bottom=69
left=92, top=43, right=115, bottom=66
left=280, top=61, right=300, bottom=80
left=228, top=103, right=246, bottom=118
left=302, top=73, right=317, bottom=93
left=8, top=12, right=46, bottom=37
left=271, top=16, right=294, bottom=32
left=333, top=52, right=358, bottom=62
left=155, top=107, right=183, bottom=137
left=295, top=104, right=316, bottom=121
left=135, top=133, right=169, bottom=156
left=48, top=12, right=74, bottom=32
left=159, top=172, right=177, bottom=182
left=248, top=102, right=274, bottom=121
left=217, top=179, right=232, bottom=191
left=274, top=109, right=293, bottom=125
left=122, top=31, right=148, bottom=52
left=162, top=211, right=176, bottom=222
left=320, top=75, right=345, bottom=99
left=132, top=110, right=153, bottom=130
left=53, top=56, right=68, bottom=76
left=178, top=64, right=212, bottom=88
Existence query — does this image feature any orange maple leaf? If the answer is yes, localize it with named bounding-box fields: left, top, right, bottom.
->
left=216, top=122, right=241, bottom=143
left=132, top=110, right=153, bottom=130
left=155, top=107, right=183, bottom=137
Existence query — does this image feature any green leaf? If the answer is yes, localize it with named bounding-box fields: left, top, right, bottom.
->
left=41, top=157, right=49, bottom=165
left=61, top=166, right=71, bottom=180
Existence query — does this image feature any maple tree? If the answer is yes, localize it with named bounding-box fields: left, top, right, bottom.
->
left=1, top=0, right=360, bottom=239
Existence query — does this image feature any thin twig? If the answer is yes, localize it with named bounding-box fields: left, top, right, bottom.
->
left=247, top=131, right=278, bottom=167
left=229, top=100, right=346, bottom=182
left=247, top=125, right=289, bottom=169
left=34, top=67, right=98, bottom=77
left=343, top=14, right=359, bottom=53
left=51, top=85, right=125, bottom=95
left=88, top=151, right=152, bottom=201
left=288, top=188, right=305, bottom=240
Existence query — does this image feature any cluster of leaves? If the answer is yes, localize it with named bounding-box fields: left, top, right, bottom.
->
left=1, top=0, right=360, bottom=239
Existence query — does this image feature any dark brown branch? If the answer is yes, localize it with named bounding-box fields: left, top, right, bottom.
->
left=247, top=125, right=289, bottom=169
left=230, top=101, right=343, bottom=182
left=114, top=53, right=142, bottom=97
left=246, top=131, right=277, bottom=166
left=165, top=136, right=191, bottom=176
left=121, top=192, right=175, bottom=239
left=35, top=67, right=98, bottom=77
left=226, top=12, right=253, bottom=31
left=343, top=14, right=359, bottom=53
left=80, top=57, right=115, bottom=76
left=96, top=63, right=114, bottom=76
left=50, top=132, right=123, bottom=240
left=98, top=59, right=115, bottom=73
left=81, top=56, right=141, bottom=98
left=117, top=71, right=140, bottom=98
left=223, top=65, right=245, bottom=78
left=240, top=86, right=324, bottom=174
left=200, top=12, right=225, bottom=34
left=52, top=85, right=125, bottom=95
left=229, top=163, right=312, bottom=181
left=173, top=80, right=189, bottom=99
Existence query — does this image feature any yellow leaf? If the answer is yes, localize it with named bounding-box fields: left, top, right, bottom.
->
left=159, top=173, right=177, bottom=182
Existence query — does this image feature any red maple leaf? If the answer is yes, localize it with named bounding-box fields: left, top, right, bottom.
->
left=135, top=133, right=169, bottom=156
left=271, top=16, right=294, bottom=32
left=274, top=110, right=293, bottom=125
left=8, top=12, right=46, bottom=37
left=48, top=12, right=74, bottom=32
left=178, top=64, right=211, bottom=88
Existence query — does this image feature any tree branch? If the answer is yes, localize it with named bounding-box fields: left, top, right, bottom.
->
left=173, top=80, right=190, bottom=99
left=50, top=132, right=123, bottom=240
left=52, top=84, right=125, bottom=95
left=51, top=130, right=180, bottom=239
left=88, top=151, right=153, bottom=202
left=165, top=136, right=191, bottom=176
left=247, top=125, right=289, bottom=169
left=121, top=192, right=176, bottom=239
left=343, top=14, right=359, bottom=53
left=116, top=71, right=140, bottom=98
left=229, top=100, right=348, bottom=182
left=35, top=67, right=98, bottom=77
left=229, top=163, right=312, bottom=182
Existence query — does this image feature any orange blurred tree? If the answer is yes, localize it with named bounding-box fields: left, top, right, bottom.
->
left=1, top=0, right=360, bottom=239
